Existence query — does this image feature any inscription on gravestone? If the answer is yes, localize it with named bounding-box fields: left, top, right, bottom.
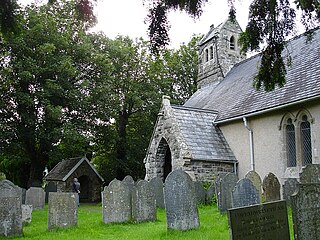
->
left=228, top=200, right=290, bottom=240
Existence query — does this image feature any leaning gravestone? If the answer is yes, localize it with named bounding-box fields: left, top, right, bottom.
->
left=232, top=178, right=260, bottom=208
left=262, top=173, right=280, bottom=202
left=132, top=180, right=156, bottom=223
left=282, top=178, right=299, bottom=206
left=102, top=179, right=131, bottom=224
left=25, top=187, right=45, bottom=209
left=245, top=170, right=262, bottom=201
left=149, top=177, right=165, bottom=208
left=21, top=205, right=33, bottom=225
left=48, top=192, right=78, bottom=230
left=0, top=180, right=23, bottom=237
left=164, top=169, right=200, bottom=230
left=206, top=182, right=216, bottom=204
left=194, top=181, right=206, bottom=205
left=219, top=173, right=238, bottom=212
left=228, top=200, right=290, bottom=240
left=291, top=165, right=320, bottom=240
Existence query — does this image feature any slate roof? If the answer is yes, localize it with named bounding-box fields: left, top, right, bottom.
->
left=185, top=29, right=320, bottom=122
left=44, top=157, right=104, bottom=182
left=172, top=105, right=237, bottom=162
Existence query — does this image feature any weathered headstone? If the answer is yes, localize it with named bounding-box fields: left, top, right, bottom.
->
left=25, top=187, right=45, bottom=209
left=132, top=180, right=156, bottom=223
left=206, top=183, right=216, bottom=204
left=102, top=179, right=132, bottom=224
left=292, top=183, right=320, bottom=240
left=215, top=173, right=227, bottom=210
left=219, top=173, right=238, bottom=212
left=45, top=182, right=57, bottom=203
left=262, top=173, right=280, bottom=202
left=194, top=181, right=206, bottom=205
left=0, top=180, right=23, bottom=237
left=282, top=178, right=299, bottom=206
left=232, top=178, right=260, bottom=208
left=22, top=205, right=33, bottom=225
left=228, top=200, right=290, bottom=240
left=245, top=170, right=262, bottom=201
left=48, top=192, right=77, bottom=230
left=122, top=175, right=135, bottom=191
left=300, top=164, right=320, bottom=183
left=164, top=169, right=200, bottom=230
left=149, top=177, right=165, bottom=208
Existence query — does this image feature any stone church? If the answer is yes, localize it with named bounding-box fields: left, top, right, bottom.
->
left=144, top=18, right=320, bottom=184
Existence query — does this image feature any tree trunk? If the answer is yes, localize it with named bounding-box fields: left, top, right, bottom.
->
left=116, top=110, right=129, bottom=179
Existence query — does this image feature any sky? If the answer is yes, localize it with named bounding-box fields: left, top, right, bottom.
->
left=92, top=0, right=253, bottom=49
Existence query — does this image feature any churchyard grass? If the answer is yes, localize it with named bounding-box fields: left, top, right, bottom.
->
left=0, top=204, right=293, bottom=240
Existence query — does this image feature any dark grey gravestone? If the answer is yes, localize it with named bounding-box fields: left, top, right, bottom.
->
left=25, top=187, right=45, bottom=209
left=45, top=182, right=57, bottom=203
left=282, top=178, right=299, bottom=206
left=164, top=169, right=200, bottom=230
left=228, top=200, right=290, bottom=240
left=149, top=177, right=165, bottom=208
left=194, top=181, right=206, bottom=205
left=0, top=180, right=23, bottom=237
left=102, top=179, right=131, bottom=224
left=300, top=164, right=320, bottom=184
left=262, top=173, right=280, bottom=203
left=245, top=170, right=262, bottom=201
left=219, top=173, right=238, bottom=212
left=232, top=178, right=260, bottom=208
left=132, top=180, right=156, bottom=223
left=122, top=175, right=135, bottom=191
left=20, top=188, right=26, bottom=204
left=48, top=192, right=77, bottom=230
left=292, top=183, right=320, bottom=240
left=206, top=183, right=216, bottom=204
left=22, top=205, right=32, bottom=225
left=215, top=173, right=227, bottom=210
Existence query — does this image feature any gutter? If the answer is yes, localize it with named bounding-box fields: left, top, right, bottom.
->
left=243, top=117, right=255, bottom=171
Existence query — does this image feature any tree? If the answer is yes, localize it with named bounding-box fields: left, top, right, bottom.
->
left=0, top=1, right=94, bottom=187
left=146, top=0, right=320, bottom=91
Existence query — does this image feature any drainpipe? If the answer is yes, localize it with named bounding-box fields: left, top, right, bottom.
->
left=243, top=117, right=255, bottom=171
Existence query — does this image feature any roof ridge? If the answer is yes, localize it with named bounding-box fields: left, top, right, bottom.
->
left=172, top=105, right=218, bottom=114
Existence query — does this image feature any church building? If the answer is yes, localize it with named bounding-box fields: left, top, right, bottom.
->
left=144, top=18, right=320, bottom=184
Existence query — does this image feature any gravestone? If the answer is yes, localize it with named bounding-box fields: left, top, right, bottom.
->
left=0, top=180, right=23, bottom=237
left=232, top=178, right=260, bottom=208
left=25, top=187, right=45, bottom=209
left=206, top=183, right=216, bottom=204
left=149, top=177, right=165, bottom=208
left=164, top=169, right=200, bottom=230
left=219, top=173, right=238, bottom=212
left=122, top=175, right=135, bottom=191
left=102, top=179, right=132, bottom=224
left=292, top=184, right=320, bottom=240
left=228, top=200, right=290, bottom=240
left=45, top=182, right=57, bottom=203
left=245, top=170, right=262, bottom=201
left=48, top=192, right=78, bottom=230
left=262, top=173, right=280, bottom=202
left=20, top=188, right=26, bottom=204
left=300, top=164, right=320, bottom=183
left=132, top=180, right=156, bottom=223
left=215, top=173, right=227, bottom=210
left=22, top=205, right=33, bottom=225
left=194, top=181, right=206, bottom=205
left=282, top=178, right=299, bottom=206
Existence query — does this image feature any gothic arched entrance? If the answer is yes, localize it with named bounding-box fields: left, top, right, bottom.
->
left=156, top=138, right=172, bottom=182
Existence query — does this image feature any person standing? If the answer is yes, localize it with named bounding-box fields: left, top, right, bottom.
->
left=72, top=178, right=80, bottom=207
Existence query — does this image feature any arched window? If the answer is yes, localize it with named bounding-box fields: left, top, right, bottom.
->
left=230, top=36, right=235, bottom=50
left=300, top=115, right=312, bottom=165
left=205, top=49, right=209, bottom=62
left=209, top=45, right=214, bottom=60
left=286, top=118, right=296, bottom=167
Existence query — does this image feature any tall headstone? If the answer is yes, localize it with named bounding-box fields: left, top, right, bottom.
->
left=102, top=179, right=131, bottom=224
left=149, top=177, right=165, bottom=208
left=282, top=178, right=299, bottom=206
left=245, top=170, right=262, bottom=201
left=164, top=170, right=200, bottom=230
left=194, top=181, right=206, bottom=205
left=219, top=173, right=238, bottom=212
left=206, top=183, right=216, bottom=204
left=48, top=192, right=78, bottom=230
left=215, top=173, right=227, bottom=210
left=262, top=173, right=280, bottom=202
left=132, top=180, right=156, bottom=223
left=232, top=178, right=260, bottom=208
left=0, top=180, right=23, bottom=237
left=25, top=187, right=45, bottom=209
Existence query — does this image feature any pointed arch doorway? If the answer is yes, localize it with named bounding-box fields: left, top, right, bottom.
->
left=156, top=138, right=172, bottom=182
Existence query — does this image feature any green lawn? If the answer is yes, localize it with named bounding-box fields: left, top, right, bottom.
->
left=0, top=204, right=293, bottom=240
